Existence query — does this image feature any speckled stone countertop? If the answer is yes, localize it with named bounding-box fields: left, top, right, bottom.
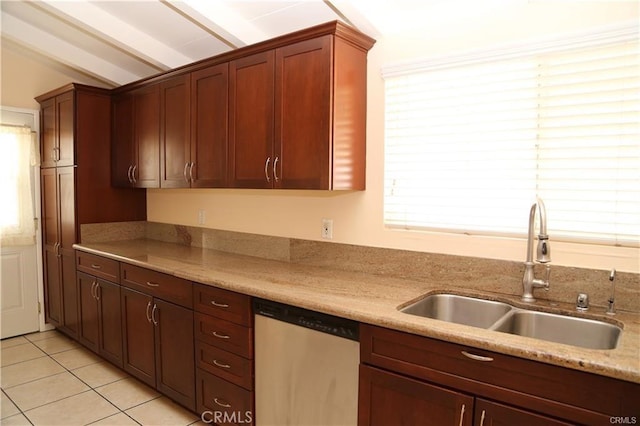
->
left=74, top=239, right=640, bottom=384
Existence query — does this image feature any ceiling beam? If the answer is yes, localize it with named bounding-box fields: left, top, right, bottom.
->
left=165, top=0, right=267, bottom=48
left=36, top=0, right=193, bottom=70
left=1, top=13, right=139, bottom=86
left=325, top=0, right=380, bottom=37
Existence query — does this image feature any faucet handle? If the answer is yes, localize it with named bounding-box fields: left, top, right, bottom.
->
left=543, top=264, right=551, bottom=290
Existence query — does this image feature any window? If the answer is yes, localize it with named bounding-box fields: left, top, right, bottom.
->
left=0, top=125, right=37, bottom=246
left=383, top=25, right=639, bottom=247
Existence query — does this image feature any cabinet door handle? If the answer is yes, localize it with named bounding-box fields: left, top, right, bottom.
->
left=264, top=157, right=271, bottom=182
left=210, top=300, right=229, bottom=308
left=458, top=403, right=466, bottom=426
left=145, top=301, right=152, bottom=323
left=131, top=165, right=138, bottom=183
left=90, top=264, right=102, bottom=270
left=146, top=281, right=160, bottom=287
left=55, top=242, right=61, bottom=257
left=213, top=360, right=231, bottom=369
left=151, top=304, right=158, bottom=326
left=95, top=284, right=101, bottom=301
left=479, top=409, right=486, bottom=426
left=273, top=156, right=279, bottom=182
left=213, top=398, right=231, bottom=408
left=212, top=331, right=230, bottom=339
left=189, top=162, right=195, bottom=182
left=183, top=162, right=190, bottom=183
left=461, top=351, right=494, bottom=362
left=91, top=281, right=97, bottom=299
left=127, top=165, right=133, bottom=183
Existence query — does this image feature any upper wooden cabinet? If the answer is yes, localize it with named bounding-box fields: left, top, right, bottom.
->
left=40, top=91, right=74, bottom=168
left=112, top=21, right=375, bottom=191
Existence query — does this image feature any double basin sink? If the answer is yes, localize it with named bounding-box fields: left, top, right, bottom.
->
left=400, top=293, right=622, bottom=350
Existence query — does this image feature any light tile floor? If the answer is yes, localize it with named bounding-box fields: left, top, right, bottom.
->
left=1, top=330, right=201, bottom=425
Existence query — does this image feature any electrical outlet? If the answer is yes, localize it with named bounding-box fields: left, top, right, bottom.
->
left=198, top=210, right=206, bottom=225
left=321, top=218, right=333, bottom=240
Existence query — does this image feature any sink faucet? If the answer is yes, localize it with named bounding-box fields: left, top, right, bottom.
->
left=522, top=197, right=551, bottom=302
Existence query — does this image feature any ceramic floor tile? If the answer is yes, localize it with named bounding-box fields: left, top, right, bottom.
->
left=0, top=413, right=32, bottom=425
left=24, top=390, right=118, bottom=426
left=0, top=336, right=29, bottom=349
left=4, top=371, right=89, bottom=411
left=31, top=334, right=79, bottom=355
left=0, top=342, right=46, bottom=367
left=125, top=397, right=198, bottom=426
left=89, top=412, right=140, bottom=425
left=51, top=347, right=102, bottom=370
left=95, top=377, right=160, bottom=410
left=23, top=330, right=60, bottom=343
left=1, top=355, right=66, bottom=388
left=1, top=390, right=20, bottom=419
left=72, top=361, right=128, bottom=388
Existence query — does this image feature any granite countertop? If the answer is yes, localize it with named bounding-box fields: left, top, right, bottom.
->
left=74, top=239, right=640, bottom=384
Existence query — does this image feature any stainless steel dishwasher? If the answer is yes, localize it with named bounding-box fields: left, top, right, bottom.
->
left=253, top=299, right=360, bottom=426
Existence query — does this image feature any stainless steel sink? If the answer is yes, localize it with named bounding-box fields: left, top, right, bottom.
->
left=491, top=310, right=621, bottom=350
left=399, top=293, right=622, bottom=350
left=400, top=294, right=513, bottom=328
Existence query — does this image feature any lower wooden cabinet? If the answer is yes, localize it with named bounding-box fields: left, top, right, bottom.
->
left=121, top=286, right=195, bottom=411
left=77, top=271, right=123, bottom=367
left=359, top=324, right=639, bottom=426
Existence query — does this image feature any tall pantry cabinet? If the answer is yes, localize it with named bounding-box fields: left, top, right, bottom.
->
left=36, top=84, right=147, bottom=338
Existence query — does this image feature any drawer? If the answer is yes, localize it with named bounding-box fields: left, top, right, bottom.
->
left=196, top=369, right=253, bottom=426
left=76, top=251, right=119, bottom=282
left=360, top=324, right=639, bottom=421
left=196, top=340, right=253, bottom=390
left=195, top=312, right=252, bottom=358
left=120, top=263, right=192, bottom=308
left=193, top=284, right=251, bottom=326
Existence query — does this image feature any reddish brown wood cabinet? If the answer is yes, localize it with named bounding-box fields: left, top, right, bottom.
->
left=229, top=27, right=374, bottom=190
left=37, top=85, right=146, bottom=338
left=193, top=284, right=254, bottom=425
left=160, top=74, right=191, bottom=188
left=120, top=266, right=195, bottom=411
left=359, top=324, right=639, bottom=426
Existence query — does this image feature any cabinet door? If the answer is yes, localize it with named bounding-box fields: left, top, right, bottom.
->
left=121, top=287, right=156, bottom=387
left=56, top=91, right=75, bottom=167
left=58, top=167, right=78, bottom=337
left=40, top=98, right=57, bottom=168
left=133, top=85, right=160, bottom=188
left=358, top=365, right=473, bottom=426
left=191, top=63, right=229, bottom=188
left=97, top=279, right=123, bottom=368
left=112, top=93, right=135, bottom=187
left=275, top=36, right=332, bottom=189
left=40, top=169, right=62, bottom=326
left=154, top=298, right=195, bottom=410
left=229, top=51, right=275, bottom=188
left=474, top=399, right=572, bottom=426
left=160, top=74, right=191, bottom=188
left=77, top=272, right=99, bottom=352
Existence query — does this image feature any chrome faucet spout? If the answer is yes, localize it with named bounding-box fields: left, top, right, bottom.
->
left=522, top=197, right=551, bottom=303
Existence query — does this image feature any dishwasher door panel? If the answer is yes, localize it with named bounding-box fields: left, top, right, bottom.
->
left=255, top=315, right=359, bottom=426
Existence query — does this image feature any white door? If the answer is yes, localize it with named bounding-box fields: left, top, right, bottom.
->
left=1, top=107, right=42, bottom=339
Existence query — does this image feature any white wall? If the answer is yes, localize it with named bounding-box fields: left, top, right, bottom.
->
left=148, top=2, right=639, bottom=273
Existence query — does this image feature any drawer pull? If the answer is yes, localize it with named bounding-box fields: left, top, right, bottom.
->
left=214, top=398, right=231, bottom=408
left=210, top=300, right=229, bottom=308
left=213, top=360, right=231, bottom=369
left=212, top=331, right=230, bottom=339
left=146, top=281, right=160, bottom=287
left=461, top=350, right=493, bottom=362
left=90, top=264, right=102, bottom=269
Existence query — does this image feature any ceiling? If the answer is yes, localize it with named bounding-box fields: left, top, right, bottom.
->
left=0, top=0, right=384, bottom=88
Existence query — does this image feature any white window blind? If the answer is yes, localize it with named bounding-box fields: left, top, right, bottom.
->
left=383, top=27, right=640, bottom=247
